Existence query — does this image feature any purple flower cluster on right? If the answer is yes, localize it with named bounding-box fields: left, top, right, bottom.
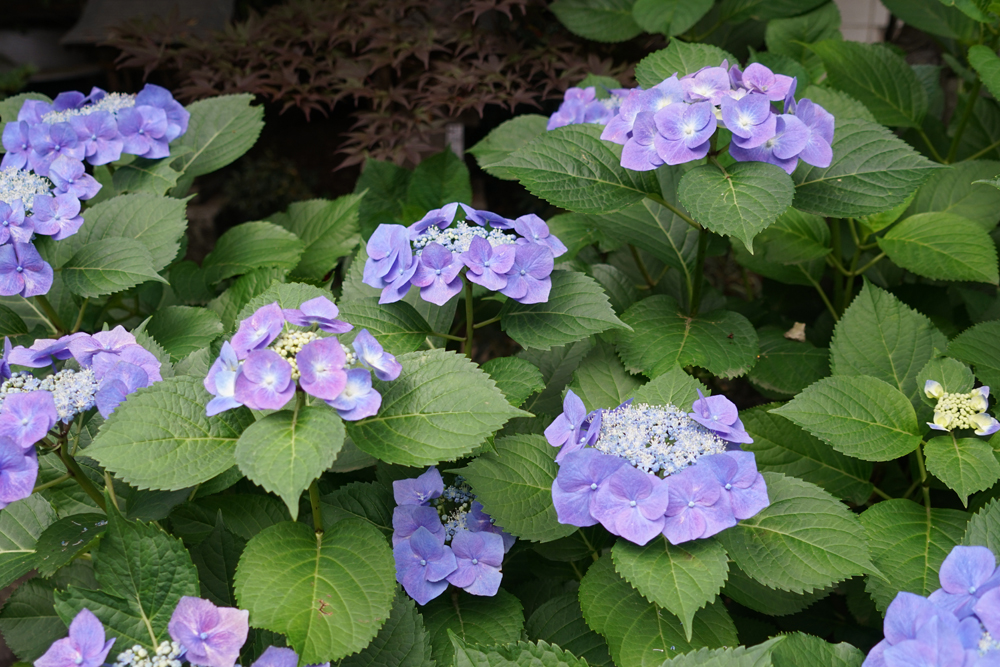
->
left=600, top=62, right=834, bottom=175
left=548, top=389, right=768, bottom=546
left=864, top=544, right=1000, bottom=666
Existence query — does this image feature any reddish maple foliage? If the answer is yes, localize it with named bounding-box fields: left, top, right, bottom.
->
left=106, top=0, right=639, bottom=166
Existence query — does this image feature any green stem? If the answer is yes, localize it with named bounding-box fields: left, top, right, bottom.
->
left=473, top=315, right=501, bottom=330
left=871, top=486, right=893, bottom=501
left=903, top=479, right=921, bottom=500
left=463, top=276, right=474, bottom=359
left=947, top=78, right=983, bottom=163
left=34, top=295, right=66, bottom=334
left=32, top=473, right=71, bottom=493
left=963, top=135, right=1000, bottom=161
left=830, top=221, right=844, bottom=312
left=916, top=441, right=932, bottom=521
left=645, top=193, right=701, bottom=230
left=431, top=332, right=466, bottom=341
left=59, top=446, right=106, bottom=512
left=188, top=483, right=201, bottom=502
left=309, top=479, right=324, bottom=535
left=798, top=265, right=839, bottom=322
left=104, top=471, right=121, bottom=512
left=854, top=252, right=886, bottom=277
left=916, top=127, right=946, bottom=163
left=71, top=298, right=89, bottom=334
left=842, top=244, right=861, bottom=313
left=688, top=228, right=710, bottom=316
left=629, top=244, right=656, bottom=290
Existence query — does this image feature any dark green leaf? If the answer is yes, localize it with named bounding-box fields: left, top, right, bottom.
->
left=549, top=0, right=642, bottom=42
left=468, top=116, right=549, bottom=181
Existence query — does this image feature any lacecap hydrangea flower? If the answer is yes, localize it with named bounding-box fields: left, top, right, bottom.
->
left=601, top=62, right=834, bottom=175
left=925, top=380, right=1000, bottom=436
left=547, top=85, right=630, bottom=130
left=0, top=85, right=190, bottom=298
left=548, top=389, right=768, bottom=546
left=0, top=328, right=161, bottom=509
left=864, top=544, right=1000, bottom=666
left=363, top=202, right=566, bottom=306
left=204, top=296, right=401, bottom=421
left=392, top=467, right=515, bottom=605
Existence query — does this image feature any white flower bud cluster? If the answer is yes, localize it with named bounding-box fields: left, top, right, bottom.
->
left=341, top=343, right=358, bottom=367
left=41, top=93, right=137, bottom=124
left=113, top=641, right=183, bottom=667
left=413, top=221, right=515, bottom=254
left=924, top=381, right=999, bottom=435
left=0, top=166, right=51, bottom=210
left=268, top=330, right=319, bottom=380
left=0, top=368, right=98, bottom=422
left=432, top=477, right=476, bottom=543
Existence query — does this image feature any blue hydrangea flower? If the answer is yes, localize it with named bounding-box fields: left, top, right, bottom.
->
left=446, top=530, right=505, bottom=596
left=721, top=93, right=776, bottom=150
left=592, top=464, right=670, bottom=545
left=326, top=368, right=381, bottom=421
left=662, top=464, right=737, bottom=544
left=544, top=389, right=588, bottom=449
left=11, top=334, right=83, bottom=367
left=28, top=194, right=84, bottom=240
left=500, top=243, right=553, bottom=304
left=700, top=451, right=768, bottom=520
left=35, top=608, right=115, bottom=667
left=205, top=342, right=243, bottom=417
left=461, top=236, right=516, bottom=291
left=552, top=448, right=626, bottom=527
left=392, top=505, right=448, bottom=546
left=1, top=122, right=32, bottom=170
left=69, top=111, right=124, bottom=166
left=233, top=350, right=295, bottom=411
left=680, top=65, right=731, bottom=105
left=411, top=242, right=464, bottom=306
left=296, top=337, right=347, bottom=401
left=547, top=87, right=617, bottom=131
left=95, top=361, right=149, bottom=418
left=352, top=329, right=402, bottom=382
left=929, top=546, right=1000, bottom=620
left=733, top=63, right=795, bottom=102
left=689, top=390, right=753, bottom=445
left=282, top=296, right=352, bottom=334
left=620, top=111, right=664, bottom=172
left=394, top=526, right=457, bottom=605
left=729, top=113, right=810, bottom=174
left=230, top=303, right=284, bottom=359
left=0, top=242, right=53, bottom=298
left=167, top=596, right=249, bottom=667
left=48, top=155, right=101, bottom=201
left=117, top=106, right=170, bottom=159
left=0, top=438, right=37, bottom=509
left=29, top=123, right=84, bottom=177
left=393, top=467, right=444, bottom=506
left=0, top=200, right=32, bottom=245
left=0, top=391, right=58, bottom=450
left=787, top=97, right=834, bottom=169
left=652, top=101, right=716, bottom=165
left=601, top=77, right=684, bottom=145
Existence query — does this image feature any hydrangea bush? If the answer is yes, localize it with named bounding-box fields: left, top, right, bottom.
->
left=7, top=1, right=1000, bottom=666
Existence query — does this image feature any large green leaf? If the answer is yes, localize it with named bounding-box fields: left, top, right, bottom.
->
left=468, top=116, right=549, bottom=181
left=346, top=349, right=523, bottom=465
left=88, top=376, right=254, bottom=490
left=831, top=281, right=948, bottom=405
left=881, top=0, right=977, bottom=40
left=337, top=298, right=434, bottom=356
left=964, top=498, right=1000, bottom=553
left=878, top=213, right=999, bottom=284
left=481, top=358, right=545, bottom=409
left=618, top=295, right=759, bottom=379
left=772, top=376, right=922, bottom=461
left=422, top=589, right=524, bottom=666
left=355, top=159, right=410, bottom=238
left=549, top=0, right=642, bottom=42
left=208, top=268, right=286, bottom=330
left=635, top=42, right=737, bottom=88
left=742, top=407, right=873, bottom=505
left=320, top=481, right=394, bottom=537
left=0, top=495, right=56, bottom=590
left=808, top=40, right=927, bottom=127
left=404, top=149, right=471, bottom=219
left=801, top=86, right=877, bottom=124
left=946, top=320, right=1000, bottom=388
left=612, top=536, right=728, bottom=641
left=632, top=0, right=712, bottom=35
left=765, top=3, right=842, bottom=67
left=861, top=499, right=969, bottom=612
left=73, top=193, right=188, bottom=272
left=970, top=45, right=1000, bottom=101
left=202, top=221, right=305, bottom=284
left=54, top=504, right=200, bottom=649
left=33, top=513, right=107, bottom=577
left=525, top=593, right=612, bottom=667
left=170, top=494, right=289, bottom=544
left=499, top=270, right=628, bottom=351
left=792, top=119, right=941, bottom=218
left=925, top=435, right=1000, bottom=506
left=0, top=580, right=66, bottom=662
left=627, top=364, right=706, bottom=411
left=578, top=556, right=736, bottom=667
left=568, top=340, right=642, bottom=410
left=190, top=515, right=245, bottom=607
left=452, top=637, right=591, bottom=667
left=519, top=338, right=595, bottom=418
left=748, top=328, right=829, bottom=398
left=659, top=640, right=783, bottom=667
left=678, top=162, right=794, bottom=252
left=459, top=434, right=576, bottom=543
left=722, top=564, right=832, bottom=617
left=112, top=150, right=189, bottom=197
left=61, top=238, right=167, bottom=298
left=715, top=473, right=875, bottom=594
left=146, top=306, right=223, bottom=361
left=235, top=406, right=345, bottom=519
left=170, top=94, right=264, bottom=180
left=235, top=520, right=395, bottom=663
left=339, top=591, right=434, bottom=667
left=271, top=196, right=362, bottom=281
left=498, top=124, right=661, bottom=214
left=770, top=632, right=864, bottom=667
left=907, top=160, right=1000, bottom=229
left=751, top=208, right=831, bottom=264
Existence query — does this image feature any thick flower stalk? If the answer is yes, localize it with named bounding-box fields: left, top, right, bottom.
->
left=925, top=380, right=1000, bottom=436
left=864, top=544, right=1000, bottom=666
left=547, top=389, right=767, bottom=546
left=599, top=62, right=834, bottom=174
left=363, top=203, right=566, bottom=306
left=204, top=296, right=400, bottom=421
left=392, top=467, right=515, bottom=605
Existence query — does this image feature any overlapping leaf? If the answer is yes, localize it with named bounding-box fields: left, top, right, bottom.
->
left=878, top=213, right=999, bottom=284
left=924, top=435, right=1000, bottom=506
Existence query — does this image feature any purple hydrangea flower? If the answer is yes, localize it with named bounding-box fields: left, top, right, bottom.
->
left=729, top=114, right=810, bottom=174
left=601, top=77, right=684, bottom=145
left=135, top=83, right=191, bottom=141
left=547, top=87, right=614, bottom=130
left=0, top=242, right=54, bottom=298
left=95, top=361, right=149, bottom=418
left=35, top=608, right=115, bottom=667
left=462, top=205, right=514, bottom=230
left=545, top=389, right=587, bottom=449
left=788, top=97, right=835, bottom=168
left=0, top=200, right=32, bottom=245
left=446, top=529, right=504, bottom=596
left=69, top=111, right=123, bottom=166
left=394, top=526, right=458, bottom=605
left=864, top=592, right=966, bottom=667
left=1, top=121, right=32, bottom=170
left=205, top=341, right=243, bottom=416
left=620, top=111, right=664, bottom=172
left=117, top=105, right=170, bottom=159
left=500, top=243, right=553, bottom=304
left=411, top=243, right=463, bottom=306
left=29, top=122, right=84, bottom=176
left=326, top=368, right=381, bottom=421
left=0, top=387, right=58, bottom=449
left=721, top=93, right=776, bottom=149
left=363, top=225, right=413, bottom=290
left=352, top=329, right=402, bottom=381
left=465, top=501, right=516, bottom=552
left=681, top=66, right=731, bottom=105
left=0, top=439, right=37, bottom=509
left=297, top=337, right=347, bottom=401
left=68, top=326, right=137, bottom=367
left=0, top=338, right=12, bottom=382
left=233, top=350, right=295, bottom=411
left=29, top=194, right=84, bottom=240
left=282, top=296, right=352, bottom=334
left=661, top=464, right=736, bottom=545
left=91, top=344, right=162, bottom=384
left=52, top=91, right=86, bottom=111
left=928, top=546, right=1000, bottom=619
left=512, top=215, right=568, bottom=258
left=167, top=596, right=249, bottom=667
left=700, top=451, right=768, bottom=520
left=734, top=63, right=794, bottom=102
left=10, top=334, right=83, bottom=368
left=393, top=467, right=444, bottom=506
left=48, top=155, right=102, bottom=201
left=378, top=255, right=419, bottom=305
left=392, top=504, right=447, bottom=546
left=461, top=236, right=516, bottom=291
left=230, top=303, right=285, bottom=359
left=18, top=99, right=53, bottom=124
left=408, top=203, right=460, bottom=237
left=591, top=464, right=670, bottom=545
left=653, top=101, right=716, bottom=165
left=250, top=646, right=329, bottom=667
left=689, top=390, right=753, bottom=445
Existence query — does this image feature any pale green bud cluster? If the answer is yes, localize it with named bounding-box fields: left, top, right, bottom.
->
left=269, top=330, right=320, bottom=380
left=113, top=641, right=183, bottom=667
left=341, top=342, right=357, bottom=367
left=924, top=380, right=999, bottom=435
left=0, top=166, right=51, bottom=210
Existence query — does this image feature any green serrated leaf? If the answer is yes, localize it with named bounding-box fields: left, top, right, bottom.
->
left=632, top=0, right=712, bottom=35
left=422, top=589, right=524, bottom=665
left=748, top=328, right=829, bottom=398
left=355, top=159, right=410, bottom=239
left=0, top=580, right=65, bottom=662
left=209, top=268, right=286, bottom=330
left=337, top=298, right=433, bottom=355
left=772, top=375, right=921, bottom=461
left=0, top=495, right=56, bottom=590
left=878, top=213, right=999, bottom=284
left=861, top=499, right=969, bottom=612
left=146, top=305, right=223, bottom=361
left=452, top=636, right=592, bottom=667
left=234, top=281, right=330, bottom=326
left=742, top=407, right=873, bottom=505
left=591, top=263, right=639, bottom=315
left=660, top=640, right=781, bottom=667
left=202, top=221, right=305, bottom=284
left=947, top=320, right=1000, bottom=388
left=964, top=498, right=1000, bottom=553
left=404, top=149, right=471, bottom=218
left=801, top=86, right=876, bottom=124
left=970, top=45, right=1000, bottom=101
left=88, top=376, right=253, bottom=490
left=347, top=349, right=522, bottom=465
left=320, top=481, right=393, bottom=537
left=678, top=162, right=794, bottom=252
left=635, top=42, right=737, bottom=88
left=568, top=340, right=641, bottom=410
left=519, top=338, right=595, bottom=418
left=618, top=295, right=759, bottom=379
left=190, top=514, right=245, bottom=607
left=498, top=124, right=661, bottom=214
left=32, top=513, right=107, bottom=577
left=235, top=406, right=345, bottom=519
left=525, top=593, right=612, bottom=667
left=881, top=0, right=978, bottom=40
left=549, top=0, right=642, bottom=42
left=753, top=208, right=831, bottom=264
left=770, top=632, right=864, bottom=667
left=0, top=304, right=27, bottom=337
left=170, top=494, right=289, bottom=544
left=170, top=94, right=264, bottom=181
left=468, top=116, right=549, bottom=181
left=908, top=160, right=1000, bottom=230
left=715, top=472, right=875, bottom=594
left=339, top=591, right=434, bottom=667
left=235, top=520, right=395, bottom=663
left=765, top=3, right=841, bottom=69
left=61, top=238, right=167, bottom=298
left=112, top=150, right=190, bottom=196
left=793, top=119, right=941, bottom=218
left=722, top=564, right=832, bottom=617
left=482, top=357, right=546, bottom=408
left=271, top=196, right=361, bottom=281
left=627, top=364, right=706, bottom=411
left=925, top=435, right=1000, bottom=505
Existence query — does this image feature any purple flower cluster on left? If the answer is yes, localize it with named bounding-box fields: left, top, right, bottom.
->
left=204, top=296, right=400, bottom=420
left=0, top=327, right=161, bottom=509
left=392, top=468, right=515, bottom=605
left=0, top=86, right=189, bottom=298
